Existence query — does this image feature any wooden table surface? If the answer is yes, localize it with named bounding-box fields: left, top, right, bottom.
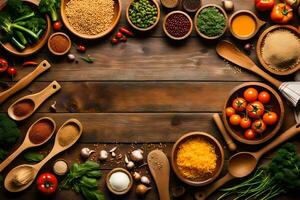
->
left=0, top=0, right=299, bottom=199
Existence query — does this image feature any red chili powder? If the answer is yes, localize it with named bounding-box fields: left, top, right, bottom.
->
left=49, top=35, right=69, bottom=53
left=29, top=120, right=53, bottom=144
left=13, top=99, right=34, bottom=117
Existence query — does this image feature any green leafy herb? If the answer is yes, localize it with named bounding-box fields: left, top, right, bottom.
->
left=60, top=161, right=105, bottom=200
left=81, top=56, right=95, bottom=63
left=23, top=152, right=44, bottom=163
left=0, top=114, right=20, bottom=146
left=39, top=0, right=60, bottom=22
left=197, top=7, right=226, bottom=37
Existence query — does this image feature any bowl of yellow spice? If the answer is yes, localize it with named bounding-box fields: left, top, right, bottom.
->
left=171, top=132, right=224, bottom=186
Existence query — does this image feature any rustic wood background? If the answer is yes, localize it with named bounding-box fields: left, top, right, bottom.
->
left=0, top=0, right=299, bottom=199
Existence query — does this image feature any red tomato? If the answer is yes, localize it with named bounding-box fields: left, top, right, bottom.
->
left=37, top=172, right=58, bottom=195
left=240, top=117, right=252, bottom=129
left=232, top=97, right=247, bottom=112
left=0, top=58, right=8, bottom=73
left=252, top=119, right=267, bottom=134
left=244, top=129, right=256, bottom=140
left=243, top=88, right=258, bottom=102
left=258, top=91, right=271, bottom=104
left=77, top=45, right=86, bottom=53
left=263, top=112, right=278, bottom=125
left=246, top=101, right=265, bottom=119
left=116, top=32, right=123, bottom=39
left=255, top=0, right=275, bottom=11
left=229, top=114, right=242, bottom=126
left=53, top=21, right=62, bottom=31
left=225, top=107, right=236, bottom=117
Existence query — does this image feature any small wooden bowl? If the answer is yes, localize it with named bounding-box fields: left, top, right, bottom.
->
left=106, top=168, right=133, bottom=195
left=163, top=11, right=193, bottom=40
left=171, top=132, right=224, bottom=186
left=161, top=0, right=179, bottom=9
left=0, top=1, right=51, bottom=57
left=194, top=4, right=228, bottom=40
left=182, top=0, right=201, bottom=13
left=126, top=0, right=160, bottom=32
left=223, top=82, right=284, bottom=145
left=229, top=10, right=266, bottom=40
left=256, top=25, right=300, bottom=76
left=48, top=32, right=71, bottom=56
left=61, top=0, right=122, bottom=40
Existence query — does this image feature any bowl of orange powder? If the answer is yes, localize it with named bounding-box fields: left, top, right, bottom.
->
left=171, top=132, right=224, bottom=186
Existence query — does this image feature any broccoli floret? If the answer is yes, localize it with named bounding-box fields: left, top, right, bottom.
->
left=39, top=0, right=60, bottom=22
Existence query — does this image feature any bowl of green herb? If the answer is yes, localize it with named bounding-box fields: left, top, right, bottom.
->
left=126, top=0, right=160, bottom=31
left=194, top=4, right=227, bottom=40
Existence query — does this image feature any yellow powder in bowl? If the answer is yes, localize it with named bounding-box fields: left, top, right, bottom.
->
left=176, top=138, right=217, bottom=180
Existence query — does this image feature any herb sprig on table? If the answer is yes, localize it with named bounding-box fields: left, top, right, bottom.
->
left=60, top=161, right=105, bottom=200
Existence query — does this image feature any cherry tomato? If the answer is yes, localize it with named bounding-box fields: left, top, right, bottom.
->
left=232, top=97, right=247, bottom=112
left=116, top=31, right=123, bottom=39
left=258, top=91, right=271, bottom=104
left=37, top=172, right=58, bottom=195
left=246, top=101, right=265, bottom=119
left=263, top=111, right=278, bottom=125
left=77, top=45, right=86, bottom=53
left=229, top=114, right=242, bottom=126
left=7, top=67, right=17, bottom=79
left=240, top=117, right=252, bottom=129
left=225, top=107, right=236, bottom=117
left=244, top=129, right=256, bottom=140
left=53, top=21, right=62, bottom=31
left=111, top=37, right=118, bottom=45
left=252, top=119, right=267, bottom=134
left=243, top=87, right=258, bottom=102
left=0, top=58, right=8, bottom=73
left=120, top=37, right=127, bottom=42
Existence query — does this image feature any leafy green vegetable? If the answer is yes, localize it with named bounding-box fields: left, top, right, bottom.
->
left=39, top=0, right=60, bottom=22
left=7, top=0, right=35, bottom=22
left=23, top=152, right=44, bottom=163
left=61, top=161, right=105, bottom=200
left=197, top=7, right=226, bottom=37
left=0, top=114, right=20, bottom=146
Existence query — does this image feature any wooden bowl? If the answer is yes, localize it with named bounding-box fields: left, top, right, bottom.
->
left=229, top=10, right=266, bottom=40
left=163, top=11, right=193, bottom=40
left=256, top=25, right=300, bottom=76
left=0, top=1, right=51, bottom=57
left=61, top=0, right=122, bottom=39
left=106, top=168, right=133, bottom=195
left=194, top=4, right=228, bottom=40
left=223, top=82, right=284, bottom=145
left=126, top=0, right=160, bottom=32
left=161, top=0, right=179, bottom=9
left=48, top=32, right=71, bottom=56
left=171, top=132, right=224, bottom=186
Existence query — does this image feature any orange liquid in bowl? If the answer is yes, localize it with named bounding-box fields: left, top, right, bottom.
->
left=231, top=14, right=256, bottom=38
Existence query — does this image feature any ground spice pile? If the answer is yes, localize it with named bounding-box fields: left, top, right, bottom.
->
left=176, top=138, right=217, bottom=180
left=29, top=120, right=53, bottom=144
left=262, top=29, right=300, bottom=71
left=65, top=0, right=114, bottom=35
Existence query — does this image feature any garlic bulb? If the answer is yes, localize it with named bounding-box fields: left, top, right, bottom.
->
left=99, top=150, right=108, bottom=161
left=140, top=176, right=150, bottom=185
left=222, top=0, right=234, bottom=12
left=131, top=149, right=143, bottom=162
left=80, top=147, right=95, bottom=159
left=126, top=161, right=135, bottom=170
left=132, top=172, right=141, bottom=181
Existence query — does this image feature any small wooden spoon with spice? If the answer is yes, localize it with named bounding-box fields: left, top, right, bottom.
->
left=4, top=118, right=83, bottom=192
left=147, top=149, right=170, bottom=200
left=0, top=60, right=51, bottom=105
left=0, top=117, right=56, bottom=173
left=8, top=81, right=61, bottom=121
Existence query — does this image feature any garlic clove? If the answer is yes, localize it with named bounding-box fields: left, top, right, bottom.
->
left=99, top=150, right=108, bottom=161
left=140, top=176, right=150, bottom=185
left=80, top=147, right=95, bottom=159
left=130, top=149, right=144, bottom=162
left=132, top=172, right=141, bottom=181
left=126, top=161, right=135, bottom=170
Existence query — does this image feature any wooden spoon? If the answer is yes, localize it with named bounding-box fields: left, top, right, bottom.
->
left=213, top=113, right=237, bottom=152
left=0, top=60, right=51, bottom=104
left=147, top=149, right=170, bottom=200
left=216, top=40, right=282, bottom=88
left=0, top=117, right=56, bottom=173
left=8, top=81, right=61, bottom=121
left=4, top=118, right=83, bottom=192
left=194, top=123, right=300, bottom=200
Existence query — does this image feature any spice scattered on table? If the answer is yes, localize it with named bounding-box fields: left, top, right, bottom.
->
left=165, top=12, right=191, bottom=38
left=65, top=0, right=114, bottom=35
left=13, top=99, right=34, bottom=118
left=29, top=120, right=53, bottom=144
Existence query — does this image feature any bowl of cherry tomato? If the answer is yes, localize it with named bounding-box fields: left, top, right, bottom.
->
left=223, top=82, right=284, bottom=145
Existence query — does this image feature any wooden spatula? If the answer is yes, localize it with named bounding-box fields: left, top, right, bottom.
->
left=147, top=149, right=170, bottom=200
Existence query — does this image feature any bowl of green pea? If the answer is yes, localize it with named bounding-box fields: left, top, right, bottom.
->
left=126, top=0, right=160, bottom=31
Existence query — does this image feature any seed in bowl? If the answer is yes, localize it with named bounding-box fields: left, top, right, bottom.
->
left=129, top=0, right=158, bottom=29
left=165, top=13, right=191, bottom=38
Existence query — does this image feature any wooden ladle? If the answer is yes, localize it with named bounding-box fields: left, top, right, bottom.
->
left=8, top=81, right=61, bottom=121
left=4, top=118, right=83, bottom=192
left=0, top=60, right=51, bottom=104
left=195, top=123, right=300, bottom=200
left=0, top=117, right=56, bottom=173
left=147, top=149, right=170, bottom=200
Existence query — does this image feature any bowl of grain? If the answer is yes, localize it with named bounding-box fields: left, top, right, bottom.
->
left=257, top=25, right=300, bottom=76
left=171, top=132, right=224, bottom=186
left=61, top=0, right=121, bottom=40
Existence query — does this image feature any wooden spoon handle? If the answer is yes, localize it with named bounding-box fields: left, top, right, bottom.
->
left=0, top=145, right=27, bottom=172
left=216, top=41, right=282, bottom=88
left=31, top=81, right=61, bottom=106
left=0, top=60, right=51, bottom=104
left=194, top=173, right=234, bottom=200
left=254, top=123, right=300, bottom=159
left=213, top=113, right=237, bottom=152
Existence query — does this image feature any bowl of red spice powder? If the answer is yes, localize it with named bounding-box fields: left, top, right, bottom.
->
left=48, top=32, right=71, bottom=56
left=163, top=11, right=193, bottom=40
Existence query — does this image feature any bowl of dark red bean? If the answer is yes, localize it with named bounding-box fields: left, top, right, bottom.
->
left=163, top=11, right=193, bottom=40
